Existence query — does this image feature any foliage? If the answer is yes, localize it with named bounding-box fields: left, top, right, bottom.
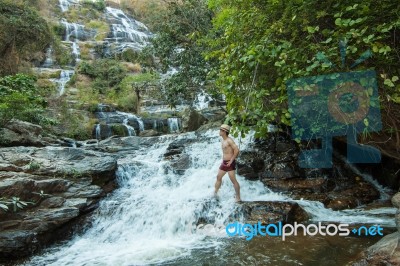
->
left=120, top=0, right=167, bottom=29
left=149, top=0, right=215, bottom=108
left=82, top=0, right=105, bottom=12
left=206, top=0, right=400, bottom=137
left=78, top=59, right=128, bottom=94
left=0, top=74, right=50, bottom=126
left=0, top=0, right=51, bottom=76
left=85, top=20, right=109, bottom=41
left=106, top=73, right=159, bottom=112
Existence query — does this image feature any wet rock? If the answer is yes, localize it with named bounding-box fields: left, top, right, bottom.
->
left=235, top=201, right=309, bottom=224
left=324, top=181, right=380, bottom=210
left=0, top=230, right=36, bottom=258
left=261, top=177, right=328, bottom=192
left=170, top=154, right=191, bottom=175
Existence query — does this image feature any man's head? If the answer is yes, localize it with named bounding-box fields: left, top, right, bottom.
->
left=219, top=124, right=230, bottom=136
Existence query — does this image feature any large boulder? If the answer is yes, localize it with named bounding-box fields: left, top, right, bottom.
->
left=0, top=120, right=48, bottom=147
left=181, top=108, right=208, bottom=132
left=0, top=146, right=118, bottom=261
left=354, top=232, right=400, bottom=265
left=237, top=201, right=310, bottom=225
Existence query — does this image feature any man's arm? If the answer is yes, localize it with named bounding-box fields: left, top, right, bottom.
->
left=227, top=138, right=239, bottom=166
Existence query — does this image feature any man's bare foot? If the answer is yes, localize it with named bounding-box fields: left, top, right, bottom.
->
left=235, top=197, right=241, bottom=202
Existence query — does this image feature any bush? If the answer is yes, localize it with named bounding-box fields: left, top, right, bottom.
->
left=78, top=59, right=127, bottom=93
left=0, top=74, right=49, bottom=126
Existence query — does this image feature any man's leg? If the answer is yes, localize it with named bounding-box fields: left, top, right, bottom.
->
left=227, top=170, right=241, bottom=201
left=214, top=169, right=226, bottom=195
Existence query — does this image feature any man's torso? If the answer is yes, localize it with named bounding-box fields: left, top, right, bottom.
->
left=222, top=138, right=234, bottom=160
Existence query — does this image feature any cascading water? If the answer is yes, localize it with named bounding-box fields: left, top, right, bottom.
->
left=95, top=124, right=101, bottom=140
left=104, top=7, right=152, bottom=53
left=116, top=111, right=144, bottom=132
left=51, top=70, right=74, bottom=96
left=25, top=130, right=396, bottom=265
left=123, top=118, right=136, bottom=136
left=167, top=118, right=181, bottom=133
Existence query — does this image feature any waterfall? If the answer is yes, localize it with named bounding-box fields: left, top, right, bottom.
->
left=123, top=118, right=136, bottom=136
left=59, top=0, right=76, bottom=12
left=42, top=47, right=55, bottom=68
left=71, top=42, right=81, bottom=63
left=95, top=124, right=101, bottom=140
left=194, top=91, right=210, bottom=110
left=167, top=118, right=181, bottom=133
left=25, top=130, right=396, bottom=265
left=104, top=7, right=152, bottom=53
left=51, top=70, right=74, bottom=96
left=116, top=111, right=144, bottom=132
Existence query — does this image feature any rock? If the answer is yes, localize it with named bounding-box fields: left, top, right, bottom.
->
left=198, top=109, right=226, bottom=122
left=139, top=129, right=159, bottom=137
left=396, top=211, right=400, bottom=233
left=170, top=154, right=191, bottom=174
left=5, top=120, right=42, bottom=136
left=0, top=127, right=45, bottom=147
left=324, top=182, right=380, bottom=210
left=0, top=230, right=36, bottom=258
left=0, top=207, right=80, bottom=259
left=92, top=124, right=112, bottom=140
left=355, top=232, right=400, bottom=265
left=181, top=108, right=208, bottom=132
left=40, top=197, right=66, bottom=208
left=275, top=141, right=294, bottom=152
left=0, top=145, right=119, bottom=261
left=236, top=201, right=309, bottom=225
left=261, top=177, right=328, bottom=192
left=391, top=192, right=400, bottom=209
left=0, top=178, right=36, bottom=200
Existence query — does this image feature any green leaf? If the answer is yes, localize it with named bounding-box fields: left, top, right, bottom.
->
left=384, top=79, right=395, bottom=87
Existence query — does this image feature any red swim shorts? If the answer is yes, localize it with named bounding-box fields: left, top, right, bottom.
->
left=219, top=159, right=236, bottom=172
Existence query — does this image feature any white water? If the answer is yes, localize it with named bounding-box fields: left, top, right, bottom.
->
left=105, top=7, right=152, bottom=52
left=167, top=117, right=181, bottom=133
left=26, top=130, right=396, bottom=265
left=194, top=91, right=211, bottom=110
left=51, top=70, right=74, bottom=96
left=122, top=118, right=136, bottom=136
left=116, top=111, right=144, bottom=132
left=42, top=47, right=55, bottom=68
left=95, top=124, right=101, bottom=140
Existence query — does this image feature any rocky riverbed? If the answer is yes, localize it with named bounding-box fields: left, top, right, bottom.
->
left=0, top=120, right=399, bottom=264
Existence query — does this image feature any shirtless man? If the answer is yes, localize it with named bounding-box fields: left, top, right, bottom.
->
left=214, top=124, right=241, bottom=202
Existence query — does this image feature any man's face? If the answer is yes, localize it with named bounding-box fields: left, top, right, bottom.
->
left=219, top=129, right=226, bottom=137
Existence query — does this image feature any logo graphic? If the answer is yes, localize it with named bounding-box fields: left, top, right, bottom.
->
left=225, top=221, right=384, bottom=241
left=286, top=41, right=382, bottom=168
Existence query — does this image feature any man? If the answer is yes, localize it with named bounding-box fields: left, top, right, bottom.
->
left=214, top=124, right=241, bottom=202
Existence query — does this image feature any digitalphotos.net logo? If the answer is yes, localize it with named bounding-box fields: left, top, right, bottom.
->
left=225, top=221, right=384, bottom=241
left=286, top=41, right=382, bottom=168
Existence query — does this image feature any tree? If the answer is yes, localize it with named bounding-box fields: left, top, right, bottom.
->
left=0, top=0, right=51, bottom=76
left=149, top=0, right=216, bottom=108
left=206, top=0, right=400, bottom=138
